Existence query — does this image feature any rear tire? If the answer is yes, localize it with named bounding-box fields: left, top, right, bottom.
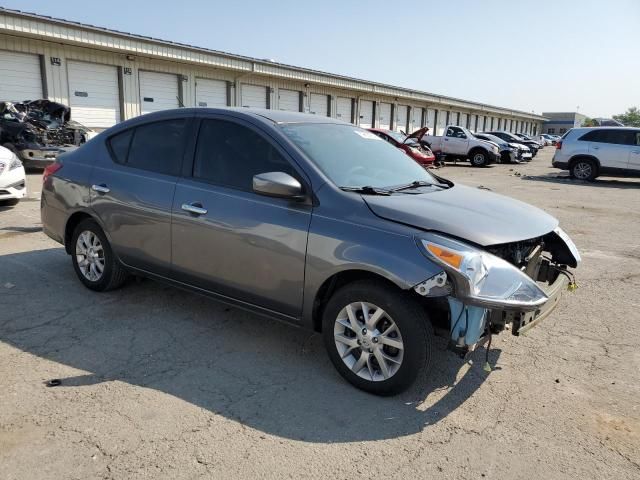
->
left=71, top=219, right=128, bottom=291
left=322, top=280, right=433, bottom=395
left=570, top=158, right=598, bottom=181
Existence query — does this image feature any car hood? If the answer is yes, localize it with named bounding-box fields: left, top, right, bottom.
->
left=363, top=184, right=558, bottom=246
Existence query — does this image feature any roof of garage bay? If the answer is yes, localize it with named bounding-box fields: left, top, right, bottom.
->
left=0, top=7, right=546, bottom=121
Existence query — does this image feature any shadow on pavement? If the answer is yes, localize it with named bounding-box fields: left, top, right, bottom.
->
left=0, top=247, right=498, bottom=443
left=522, top=172, right=640, bottom=189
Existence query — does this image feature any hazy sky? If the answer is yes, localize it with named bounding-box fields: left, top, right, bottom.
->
left=4, top=0, right=639, bottom=117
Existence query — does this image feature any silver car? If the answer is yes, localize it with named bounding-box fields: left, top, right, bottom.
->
left=41, top=108, right=580, bottom=395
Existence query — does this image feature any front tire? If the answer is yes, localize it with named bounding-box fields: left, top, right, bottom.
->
left=322, top=280, right=433, bottom=395
left=470, top=150, right=489, bottom=167
left=570, top=158, right=598, bottom=181
left=71, top=219, right=128, bottom=291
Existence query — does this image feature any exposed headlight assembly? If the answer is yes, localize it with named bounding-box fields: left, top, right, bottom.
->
left=418, top=234, right=548, bottom=311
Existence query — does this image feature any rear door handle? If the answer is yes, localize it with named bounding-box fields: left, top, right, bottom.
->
left=181, top=203, right=207, bottom=216
left=592, top=146, right=599, bottom=150
left=91, top=184, right=110, bottom=194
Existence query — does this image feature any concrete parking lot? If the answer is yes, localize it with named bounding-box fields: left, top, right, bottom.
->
left=1, top=148, right=639, bottom=479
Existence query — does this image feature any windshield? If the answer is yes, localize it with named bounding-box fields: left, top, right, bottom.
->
left=280, top=123, right=437, bottom=188
left=478, top=133, right=506, bottom=146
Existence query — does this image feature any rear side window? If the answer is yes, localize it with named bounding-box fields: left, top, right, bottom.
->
left=193, top=119, right=296, bottom=192
left=579, top=129, right=634, bottom=145
left=108, top=129, right=133, bottom=164
left=122, top=119, right=187, bottom=175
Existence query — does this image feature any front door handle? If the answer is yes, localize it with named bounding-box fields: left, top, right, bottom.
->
left=181, top=203, right=207, bottom=216
left=91, top=184, right=110, bottom=194
left=592, top=146, right=599, bottom=150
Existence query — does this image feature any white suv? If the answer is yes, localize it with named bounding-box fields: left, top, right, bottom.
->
left=552, top=127, right=640, bottom=181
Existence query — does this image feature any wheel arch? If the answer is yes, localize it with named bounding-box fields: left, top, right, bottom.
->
left=64, top=210, right=101, bottom=254
left=569, top=154, right=601, bottom=169
left=310, top=269, right=406, bottom=333
left=468, top=146, right=489, bottom=158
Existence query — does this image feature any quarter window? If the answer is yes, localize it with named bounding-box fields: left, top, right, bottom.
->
left=193, top=119, right=296, bottom=191
left=108, top=129, right=133, bottom=164
left=108, top=119, right=188, bottom=175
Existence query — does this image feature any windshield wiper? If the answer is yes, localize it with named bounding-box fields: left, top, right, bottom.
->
left=389, top=180, right=448, bottom=192
left=340, top=185, right=392, bottom=196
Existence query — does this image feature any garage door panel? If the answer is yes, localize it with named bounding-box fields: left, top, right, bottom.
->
left=196, top=78, right=227, bottom=108
left=379, top=102, right=392, bottom=130
left=140, top=71, right=179, bottom=115
left=336, top=97, right=352, bottom=123
left=309, top=93, right=329, bottom=116
left=0, top=51, right=43, bottom=101
left=68, top=61, right=120, bottom=128
left=396, top=105, right=408, bottom=133
left=242, top=84, right=268, bottom=109
left=278, top=89, right=300, bottom=112
left=359, top=100, right=374, bottom=128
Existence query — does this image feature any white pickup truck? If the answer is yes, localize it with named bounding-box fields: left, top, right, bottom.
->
left=420, top=125, right=501, bottom=167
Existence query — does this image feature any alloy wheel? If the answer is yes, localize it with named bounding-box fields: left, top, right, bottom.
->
left=333, top=302, right=404, bottom=381
left=75, top=230, right=105, bottom=281
left=574, top=162, right=592, bottom=180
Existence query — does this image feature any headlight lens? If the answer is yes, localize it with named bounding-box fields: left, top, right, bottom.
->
left=9, top=154, right=22, bottom=170
left=420, top=235, right=548, bottom=309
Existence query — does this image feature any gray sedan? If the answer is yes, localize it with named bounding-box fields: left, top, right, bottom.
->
left=41, top=108, right=580, bottom=395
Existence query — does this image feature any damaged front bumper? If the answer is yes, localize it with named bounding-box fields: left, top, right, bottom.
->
left=17, top=146, right=62, bottom=168
left=414, top=228, right=579, bottom=357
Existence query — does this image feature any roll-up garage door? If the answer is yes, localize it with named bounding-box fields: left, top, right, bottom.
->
left=336, top=97, right=353, bottom=123
left=426, top=109, right=436, bottom=132
left=411, top=107, right=423, bottom=133
left=241, top=84, right=268, bottom=109
left=309, top=93, right=329, bottom=116
left=195, top=78, right=227, bottom=108
left=139, top=71, right=179, bottom=115
left=359, top=100, right=374, bottom=128
left=379, top=102, right=392, bottom=130
left=67, top=61, right=120, bottom=128
left=436, top=110, right=447, bottom=135
left=395, top=105, right=408, bottom=133
left=278, top=89, right=300, bottom=112
left=0, top=51, right=43, bottom=101
left=460, top=113, right=469, bottom=129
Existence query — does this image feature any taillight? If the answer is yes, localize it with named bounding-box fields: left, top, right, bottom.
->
left=43, top=162, right=62, bottom=182
left=555, top=140, right=562, bottom=150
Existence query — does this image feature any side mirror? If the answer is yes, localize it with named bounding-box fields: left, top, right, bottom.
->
left=253, top=172, right=304, bottom=200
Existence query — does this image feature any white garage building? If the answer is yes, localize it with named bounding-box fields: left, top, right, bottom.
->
left=0, top=8, right=545, bottom=134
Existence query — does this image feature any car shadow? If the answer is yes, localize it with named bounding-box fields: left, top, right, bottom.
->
left=0, top=247, right=498, bottom=443
left=522, top=172, right=640, bottom=189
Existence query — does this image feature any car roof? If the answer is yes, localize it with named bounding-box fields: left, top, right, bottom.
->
left=568, top=126, right=640, bottom=132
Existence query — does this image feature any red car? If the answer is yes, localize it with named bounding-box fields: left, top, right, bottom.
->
left=367, top=127, right=435, bottom=166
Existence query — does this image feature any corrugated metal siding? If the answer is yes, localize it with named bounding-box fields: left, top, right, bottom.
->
left=0, top=28, right=546, bottom=128
left=0, top=11, right=546, bottom=123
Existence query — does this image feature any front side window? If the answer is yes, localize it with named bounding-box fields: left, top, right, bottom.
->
left=446, top=127, right=466, bottom=138
left=193, top=119, right=296, bottom=191
left=280, top=123, right=437, bottom=189
left=125, top=119, right=188, bottom=175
